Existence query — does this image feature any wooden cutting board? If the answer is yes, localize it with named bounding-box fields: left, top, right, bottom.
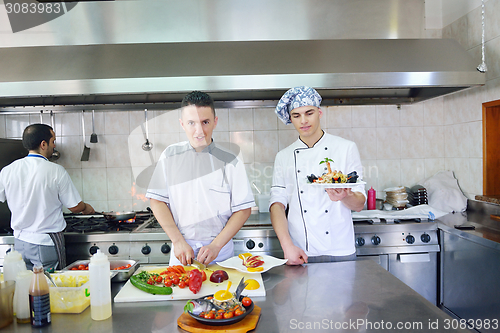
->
left=177, top=305, right=261, bottom=333
left=114, top=264, right=265, bottom=303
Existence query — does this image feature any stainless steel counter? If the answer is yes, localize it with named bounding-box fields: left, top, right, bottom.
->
left=4, top=260, right=472, bottom=333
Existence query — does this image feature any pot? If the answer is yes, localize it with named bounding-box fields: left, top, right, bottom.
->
left=100, top=211, right=136, bottom=222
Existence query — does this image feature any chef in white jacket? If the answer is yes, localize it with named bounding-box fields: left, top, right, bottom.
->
left=269, top=86, right=366, bottom=265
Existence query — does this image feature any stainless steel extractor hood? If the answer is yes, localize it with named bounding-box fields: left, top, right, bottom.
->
left=0, top=38, right=485, bottom=109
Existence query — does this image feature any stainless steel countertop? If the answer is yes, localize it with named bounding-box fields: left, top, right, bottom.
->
left=4, top=260, right=472, bottom=333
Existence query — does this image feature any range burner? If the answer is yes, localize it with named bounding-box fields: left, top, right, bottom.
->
left=64, top=211, right=153, bottom=233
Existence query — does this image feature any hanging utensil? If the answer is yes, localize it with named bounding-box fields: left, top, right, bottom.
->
left=90, top=109, right=98, bottom=143
left=142, top=108, right=153, bottom=151
left=50, top=111, right=60, bottom=161
left=80, top=110, right=90, bottom=161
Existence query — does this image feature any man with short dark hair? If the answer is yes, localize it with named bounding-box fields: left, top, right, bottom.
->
left=147, top=91, right=255, bottom=266
left=0, top=124, right=95, bottom=271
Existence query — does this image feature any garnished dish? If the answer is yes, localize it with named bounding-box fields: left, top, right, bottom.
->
left=218, top=254, right=288, bottom=274
left=239, top=253, right=264, bottom=272
left=184, top=278, right=254, bottom=326
left=306, top=158, right=365, bottom=188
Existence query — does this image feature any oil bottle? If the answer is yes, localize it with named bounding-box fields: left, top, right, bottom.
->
left=29, top=265, right=51, bottom=327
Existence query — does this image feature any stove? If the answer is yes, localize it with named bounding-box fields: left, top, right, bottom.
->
left=353, top=217, right=440, bottom=305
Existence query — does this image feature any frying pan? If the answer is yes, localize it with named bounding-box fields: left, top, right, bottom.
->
left=100, top=211, right=136, bottom=222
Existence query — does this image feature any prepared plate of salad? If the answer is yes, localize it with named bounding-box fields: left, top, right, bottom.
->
left=217, top=253, right=287, bottom=274
left=306, top=158, right=365, bottom=188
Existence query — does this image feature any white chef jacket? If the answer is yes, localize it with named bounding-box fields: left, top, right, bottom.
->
left=146, top=141, right=255, bottom=254
left=0, top=154, right=82, bottom=246
left=270, top=132, right=366, bottom=257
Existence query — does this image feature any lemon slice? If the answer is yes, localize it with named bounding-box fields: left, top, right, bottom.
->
left=244, top=279, right=260, bottom=290
left=247, top=267, right=264, bottom=272
left=238, top=253, right=252, bottom=260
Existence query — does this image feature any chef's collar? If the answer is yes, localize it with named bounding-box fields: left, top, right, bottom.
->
left=298, top=130, right=325, bottom=148
left=27, top=153, right=49, bottom=161
left=189, top=139, right=215, bottom=153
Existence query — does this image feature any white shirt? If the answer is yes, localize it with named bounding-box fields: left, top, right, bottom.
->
left=270, top=132, right=366, bottom=257
left=146, top=141, right=255, bottom=243
left=0, top=154, right=82, bottom=245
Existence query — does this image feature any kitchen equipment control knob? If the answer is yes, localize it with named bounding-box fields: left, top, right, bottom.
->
left=142, top=244, right=151, bottom=255
left=246, top=240, right=255, bottom=250
left=89, top=245, right=99, bottom=255
left=108, top=244, right=119, bottom=255
left=258, top=242, right=264, bottom=248
left=161, top=243, right=171, bottom=254
left=356, top=237, right=365, bottom=246
left=406, top=235, right=415, bottom=244
left=371, top=236, right=381, bottom=246
left=421, top=233, right=431, bottom=243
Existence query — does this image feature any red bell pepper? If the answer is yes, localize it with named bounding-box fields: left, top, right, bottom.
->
left=188, top=269, right=203, bottom=294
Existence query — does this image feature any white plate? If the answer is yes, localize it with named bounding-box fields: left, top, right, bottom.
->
left=307, top=181, right=366, bottom=188
left=217, top=255, right=288, bottom=274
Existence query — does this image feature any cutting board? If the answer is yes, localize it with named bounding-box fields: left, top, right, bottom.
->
left=177, top=305, right=261, bottom=333
left=114, top=264, right=265, bottom=303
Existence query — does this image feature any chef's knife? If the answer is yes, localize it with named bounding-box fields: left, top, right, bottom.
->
left=191, top=258, right=206, bottom=270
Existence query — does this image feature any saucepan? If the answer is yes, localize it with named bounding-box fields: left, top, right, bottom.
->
left=99, top=211, right=136, bottom=222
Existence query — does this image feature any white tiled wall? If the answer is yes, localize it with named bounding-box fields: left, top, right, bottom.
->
left=0, top=0, right=499, bottom=208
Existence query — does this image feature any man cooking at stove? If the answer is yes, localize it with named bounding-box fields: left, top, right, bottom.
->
left=269, top=86, right=366, bottom=265
left=146, top=91, right=255, bottom=266
left=0, top=124, right=95, bottom=271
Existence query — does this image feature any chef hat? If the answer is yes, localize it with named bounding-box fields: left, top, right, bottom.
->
left=275, top=86, right=322, bottom=125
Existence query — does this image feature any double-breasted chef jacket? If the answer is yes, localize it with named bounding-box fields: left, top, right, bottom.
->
left=270, top=132, right=366, bottom=257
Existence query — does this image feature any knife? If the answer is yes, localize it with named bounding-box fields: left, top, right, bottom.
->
left=191, top=258, right=206, bottom=270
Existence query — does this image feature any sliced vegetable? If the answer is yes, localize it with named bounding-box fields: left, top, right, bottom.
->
left=188, top=269, right=203, bottom=294
left=209, top=270, right=229, bottom=283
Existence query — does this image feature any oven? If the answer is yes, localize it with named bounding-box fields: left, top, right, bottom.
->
left=354, top=219, right=440, bottom=305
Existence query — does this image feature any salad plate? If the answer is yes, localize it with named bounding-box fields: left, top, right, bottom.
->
left=217, top=255, right=288, bottom=274
left=307, top=181, right=366, bottom=189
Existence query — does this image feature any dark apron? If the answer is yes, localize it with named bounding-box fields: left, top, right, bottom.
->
left=48, top=232, right=66, bottom=270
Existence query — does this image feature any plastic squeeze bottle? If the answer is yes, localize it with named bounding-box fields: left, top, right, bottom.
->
left=367, top=187, right=376, bottom=210
left=3, top=249, right=25, bottom=282
left=29, top=265, right=51, bottom=327
left=15, top=270, right=33, bottom=324
left=89, top=249, right=112, bottom=320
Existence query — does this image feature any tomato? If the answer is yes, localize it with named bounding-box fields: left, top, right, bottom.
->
left=201, top=270, right=206, bottom=282
left=215, top=313, right=223, bottom=320
left=164, top=279, right=173, bottom=287
left=125, top=264, right=131, bottom=268
left=242, top=297, right=252, bottom=307
left=178, top=281, right=186, bottom=288
left=71, top=267, right=78, bottom=270
left=147, top=278, right=154, bottom=285
left=172, top=276, right=180, bottom=285
left=204, top=311, right=215, bottom=319
left=155, top=276, right=163, bottom=283
left=234, top=308, right=244, bottom=316
left=223, top=311, right=234, bottom=319
left=78, top=264, right=86, bottom=270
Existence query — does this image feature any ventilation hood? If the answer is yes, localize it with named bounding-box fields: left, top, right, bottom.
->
left=0, top=38, right=485, bottom=110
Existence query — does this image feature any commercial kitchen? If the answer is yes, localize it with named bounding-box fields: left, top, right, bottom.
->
left=1, top=0, right=500, bottom=332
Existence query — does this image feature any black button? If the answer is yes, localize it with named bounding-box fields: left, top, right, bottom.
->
left=325, top=210, right=328, bottom=213
left=325, top=147, right=328, bottom=150
left=296, top=151, right=300, bottom=153
left=304, top=210, right=307, bottom=213
left=300, top=191, right=303, bottom=194
left=297, top=170, right=300, bottom=173
left=326, top=231, right=329, bottom=234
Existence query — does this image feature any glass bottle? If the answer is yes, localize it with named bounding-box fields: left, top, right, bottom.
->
left=29, top=266, right=51, bottom=327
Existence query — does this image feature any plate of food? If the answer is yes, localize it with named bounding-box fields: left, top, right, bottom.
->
left=306, top=158, right=365, bottom=188
left=185, top=294, right=254, bottom=326
left=217, top=254, right=288, bottom=274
